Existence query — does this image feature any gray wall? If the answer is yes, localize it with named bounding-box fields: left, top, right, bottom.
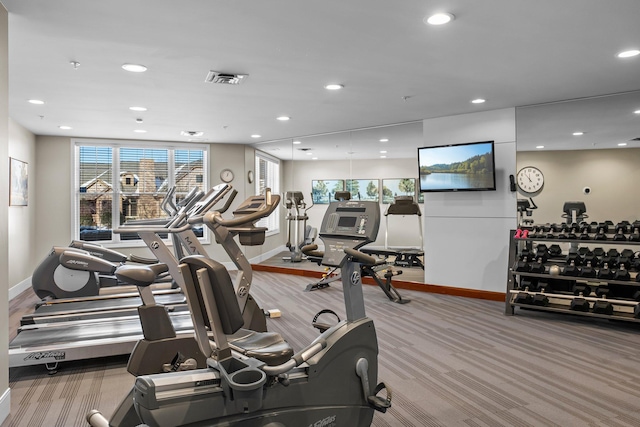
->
left=517, top=148, right=640, bottom=225
left=0, top=3, right=10, bottom=422
left=422, top=109, right=517, bottom=292
left=8, top=120, right=36, bottom=288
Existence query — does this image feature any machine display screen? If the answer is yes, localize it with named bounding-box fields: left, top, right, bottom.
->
left=338, top=216, right=357, bottom=228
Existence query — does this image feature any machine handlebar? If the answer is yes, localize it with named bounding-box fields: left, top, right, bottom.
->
left=344, top=247, right=377, bottom=266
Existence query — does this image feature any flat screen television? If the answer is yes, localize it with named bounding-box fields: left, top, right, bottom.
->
left=418, top=140, right=496, bottom=192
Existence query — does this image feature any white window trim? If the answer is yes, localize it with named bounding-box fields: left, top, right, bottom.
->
left=72, top=138, right=210, bottom=248
left=255, top=150, right=280, bottom=236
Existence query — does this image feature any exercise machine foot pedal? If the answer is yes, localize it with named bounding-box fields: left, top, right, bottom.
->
left=368, top=382, right=392, bottom=413
left=312, top=309, right=340, bottom=333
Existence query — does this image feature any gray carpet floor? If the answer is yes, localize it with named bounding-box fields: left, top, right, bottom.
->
left=5, top=271, right=640, bottom=426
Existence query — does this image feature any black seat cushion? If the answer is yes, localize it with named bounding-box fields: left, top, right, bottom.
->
left=228, top=329, right=294, bottom=366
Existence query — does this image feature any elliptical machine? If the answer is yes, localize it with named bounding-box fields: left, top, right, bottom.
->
left=282, top=191, right=316, bottom=262
left=88, top=198, right=391, bottom=427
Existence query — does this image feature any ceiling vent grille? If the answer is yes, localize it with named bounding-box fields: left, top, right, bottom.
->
left=205, top=71, right=248, bottom=85
left=630, top=137, right=640, bottom=141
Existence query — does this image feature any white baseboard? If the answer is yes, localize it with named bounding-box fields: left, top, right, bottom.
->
left=248, top=245, right=287, bottom=264
left=0, top=388, right=10, bottom=425
left=9, top=276, right=31, bottom=301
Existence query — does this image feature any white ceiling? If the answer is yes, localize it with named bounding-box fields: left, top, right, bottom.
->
left=3, top=0, right=640, bottom=160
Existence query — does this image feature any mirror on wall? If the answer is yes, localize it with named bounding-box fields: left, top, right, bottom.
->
left=515, top=90, right=640, bottom=226
left=251, top=121, right=427, bottom=282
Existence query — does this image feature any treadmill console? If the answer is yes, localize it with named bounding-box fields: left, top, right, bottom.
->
left=319, top=200, right=380, bottom=267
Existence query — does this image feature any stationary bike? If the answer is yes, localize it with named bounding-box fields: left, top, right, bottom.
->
left=88, top=199, right=392, bottom=426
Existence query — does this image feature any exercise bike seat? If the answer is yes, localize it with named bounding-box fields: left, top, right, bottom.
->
left=227, top=329, right=294, bottom=366
left=115, top=263, right=170, bottom=287
left=181, top=255, right=294, bottom=367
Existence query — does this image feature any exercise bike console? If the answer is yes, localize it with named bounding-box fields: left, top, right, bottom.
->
left=319, top=200, right=380, bottom=267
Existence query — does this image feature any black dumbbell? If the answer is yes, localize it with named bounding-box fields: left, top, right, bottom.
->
left=548, top=244, right=563, bottom=257
left=592, top=300, right=614, bottom=315
left=579, top=261, right=596, bottom=278
left=570, top=297, right=590, bottom=312
left=573, top=283, right=591, bottom=296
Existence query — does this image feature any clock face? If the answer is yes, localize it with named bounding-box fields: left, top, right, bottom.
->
left=517, top=166, right=544, bottom=194
left=220, top=168, right=234, bottom=183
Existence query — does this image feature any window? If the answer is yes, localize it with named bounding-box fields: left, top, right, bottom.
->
left=255, top=151, right=280, bottom=234
left=74, top=140, right=208, bottom=244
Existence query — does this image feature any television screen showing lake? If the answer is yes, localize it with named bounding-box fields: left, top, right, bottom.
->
left=419, top=172, right=494, bottom=191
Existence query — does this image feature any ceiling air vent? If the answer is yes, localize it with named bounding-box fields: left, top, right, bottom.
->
left=630, top=137, right=640, bottom=141
left=204, top=71, right=248, bottom=85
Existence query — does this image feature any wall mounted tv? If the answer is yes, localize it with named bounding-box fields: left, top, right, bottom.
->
left=418, top=140, right=496, bottom=192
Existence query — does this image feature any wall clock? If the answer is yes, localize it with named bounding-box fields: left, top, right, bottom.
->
left=516, top=166, right=544, bottom=194
left=220, top=168, right=234, bottom=183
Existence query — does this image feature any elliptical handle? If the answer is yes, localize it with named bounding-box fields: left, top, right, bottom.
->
left=217, top=189, right=238, bottom=215
left=204, top=193, right=281, bottom=228
left=344, top=247, right=377, bottom=266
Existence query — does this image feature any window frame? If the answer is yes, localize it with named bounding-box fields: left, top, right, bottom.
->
left=255, top=150, right=280, bottom=236
left=72, top=138, right=209, bottom=247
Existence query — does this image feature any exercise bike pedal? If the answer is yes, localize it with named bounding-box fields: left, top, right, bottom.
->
left=311, top=309, right=340, bottom=333
left=367, top=382, right=392, bottom=413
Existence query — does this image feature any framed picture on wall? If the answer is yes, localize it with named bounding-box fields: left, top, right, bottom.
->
left=311, top=179, right=344, bottom=204
left=345, top=179, right=379, bottom=202
left=381, top=178, right=416, bottom=204
left=9, top=157, right=28, bottom=206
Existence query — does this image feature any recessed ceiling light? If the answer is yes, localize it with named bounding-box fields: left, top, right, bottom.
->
left=58, top=125, right=72, bottom=130
left=634, top=109, right=640, bottom=114
left=277, top=116, right=290, bottom=121
left=28, top=99, right=44, bottom=105
left=325, top=84, right=344, bottom=90
left=424, top=12, right=455, bottom=26
left=122, top=63, right=147, bottom=73
left=379, top=138, right=389, bottom=142
left=617, top=49, right=640, bottom=58
left=293, top=141, right=302, bottom=145
left=380, top=150, right=387, bottom=154
left=618, top=142, right=628, bottom=146
left=572, top=131, right=584, bottom=136
left=129, top=106, right=147, bottom=112
left=380, top=155, right=387, bottom=159
left=312, top=157, right=318, bottom=160
left=471, top=98, right=486, bottom=104
left=251, top=134, right=261, bottom=138
left=536, top=145, right=545, bottom=149
left=134, top=129, right=147, bottom=133
left=306, top=152, right=313, bottom=156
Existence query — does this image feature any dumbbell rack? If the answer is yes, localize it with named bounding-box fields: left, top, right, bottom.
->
left=505, top=230, right=640, bottom=323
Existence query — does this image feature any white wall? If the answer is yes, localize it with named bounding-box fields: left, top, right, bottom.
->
left=517, top=148, right=640, bottom=224
left=282, top=157, right=424, bottom=249
left=422, top=108, right=517, bottom=292
left=0, top=4, right=10, bottom=423
left=33, top=137, right=284, bottom=267
left=8, top=120, right=36, bottom=287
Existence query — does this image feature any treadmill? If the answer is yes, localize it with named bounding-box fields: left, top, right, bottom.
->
left=9, top=184, right=277, bottom=370
left=361, top=195, right=424, bottom=269
left=22, top=185, right=233, bottom=323
left=9, top=184, right=235, bottom=369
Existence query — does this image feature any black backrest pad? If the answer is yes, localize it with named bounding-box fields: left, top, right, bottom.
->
left=181, top=255, right=244, bottom=335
